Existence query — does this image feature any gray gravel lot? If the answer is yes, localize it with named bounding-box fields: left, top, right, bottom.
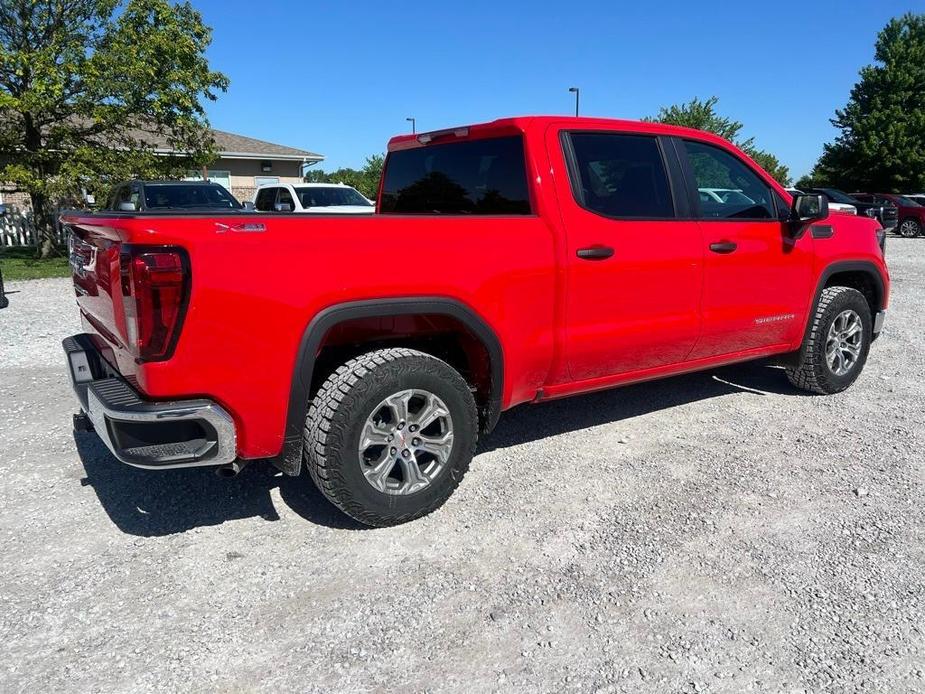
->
left=1, top=241, right=923, bottom=693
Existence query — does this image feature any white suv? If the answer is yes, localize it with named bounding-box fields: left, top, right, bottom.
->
left=253, top=183, right=375, bottom=214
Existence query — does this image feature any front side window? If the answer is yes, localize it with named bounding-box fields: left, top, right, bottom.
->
left=111, top=185, right=130, bottom=208
left=567, top=133, right=674, bottom=218
left=380, top=135, right=531, bottom=215
left=255, top=187, right=277, bottom=211
left=276, top=187, right=295, bottom=210
left=683, top=140, right=774, bottom=220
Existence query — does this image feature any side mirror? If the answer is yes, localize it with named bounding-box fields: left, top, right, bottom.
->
left=242, top=201, right=256, bottom=211
left=117, top=201, right=137, bottom=212
left=274, top=202, right=292, bottom=212
left=792, top=194, right=828, bottom=222
left=787, top=194, right=828, bottom=238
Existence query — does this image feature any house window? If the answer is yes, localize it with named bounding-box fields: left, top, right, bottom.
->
left=255, top=176, right=279, bottom=187
left=184, top=169, right=232, bottom=191
left=261, top=161, right=273, bottom=172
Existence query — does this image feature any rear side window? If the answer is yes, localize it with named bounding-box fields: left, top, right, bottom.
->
left=567, top=133, right=674, bottom=218
left=683, top=140, right=774, bottom=220
left=380, top=136, right=531, bottom=215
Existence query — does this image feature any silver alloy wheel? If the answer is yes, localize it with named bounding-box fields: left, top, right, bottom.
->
left=899, top=219, right=920, bottom=238
left=358, top=389, right=454, bottom=495
left=825, top=309, right=863, bottom=377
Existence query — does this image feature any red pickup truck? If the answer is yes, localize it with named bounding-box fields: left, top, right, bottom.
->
left=62, top=116, right=889, bottom=526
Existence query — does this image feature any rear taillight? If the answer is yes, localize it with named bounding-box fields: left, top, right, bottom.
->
left=120, top=247, right=189, bottom=362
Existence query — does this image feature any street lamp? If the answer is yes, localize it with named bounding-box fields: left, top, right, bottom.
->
left=568, top=87, right=580, bottom=117
left=406, top=117, right=416, bottom=134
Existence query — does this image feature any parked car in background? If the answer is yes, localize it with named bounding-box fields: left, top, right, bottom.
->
left=852, top=193, right=924, bottom=238
left=105, top=180, right=243, bottom=211
left=787, top=188, right=856, bottom=215
left=253, top=183, right=375, bottom=214
left=698, top=188, right=756, bottom=205
left=802, top=188, right=897, bottom=230
left=62, top=116, right=890, bottom=527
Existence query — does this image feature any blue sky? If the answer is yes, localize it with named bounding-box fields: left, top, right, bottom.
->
left=198, top=0, right=923, bottom=179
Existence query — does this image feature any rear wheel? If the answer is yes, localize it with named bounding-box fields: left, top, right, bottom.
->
left=898, top=218, right=921, bottom=238
left=786, top=286, right=872, bottom=394
left=304, top=348, right=478, bottom=527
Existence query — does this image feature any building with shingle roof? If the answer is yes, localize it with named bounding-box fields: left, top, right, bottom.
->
left=0, top=125, right=324, bottom=226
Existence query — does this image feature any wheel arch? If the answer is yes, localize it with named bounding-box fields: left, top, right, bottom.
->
left=817, top=260, right=886, bottom=317
left=790, top=261, right=886, bottom=356
left=272, top=297, right=504, bottom=475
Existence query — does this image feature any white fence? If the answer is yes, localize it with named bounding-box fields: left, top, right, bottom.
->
left=1, top=207, right=70, bottom=247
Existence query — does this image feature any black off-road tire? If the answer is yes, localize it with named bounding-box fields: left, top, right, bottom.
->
left=786, top=286, right=872, bottom=394
left=304, top=348, right=478, bottom=527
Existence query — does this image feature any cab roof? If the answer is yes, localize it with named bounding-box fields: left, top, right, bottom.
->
left=387, top=115, right=737, bottom=151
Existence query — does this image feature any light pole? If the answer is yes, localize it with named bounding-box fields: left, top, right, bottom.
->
left=568, top=87, right=580, bottom=117
left=406, top=117, right=416, bottom=134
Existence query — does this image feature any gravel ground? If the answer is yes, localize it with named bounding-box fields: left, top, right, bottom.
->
left=1, top=241, right=923, bottom=693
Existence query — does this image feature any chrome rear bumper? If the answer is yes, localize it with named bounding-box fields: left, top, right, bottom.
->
left=64, top=334, right=237, bottom=469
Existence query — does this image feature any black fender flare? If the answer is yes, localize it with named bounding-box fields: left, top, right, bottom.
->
left=271, top=297, right=504, bottom=475
left=785, top=260, right=887, bottom=361
left=812, top=260, right=886, bottom=313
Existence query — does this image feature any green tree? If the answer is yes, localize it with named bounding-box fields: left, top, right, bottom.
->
left=0, top=0, right=228, bottom=256
left=305, top=154, right=385, bottom=199
left=810, top=13, right=925, bottom=191
left=645, top=96, right=791, bottom=186
left=794, top=174, right=817, bottom=190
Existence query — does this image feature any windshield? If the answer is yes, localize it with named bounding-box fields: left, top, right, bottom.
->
left=892, top=195, right=921, bottom=207
left=819, top=188, right=859, bottom=205
left=144, top=184, right=241, bottom=209
left=294, top=186, right=372, bottom=208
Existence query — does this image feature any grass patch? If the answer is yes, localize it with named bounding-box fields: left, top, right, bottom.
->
left=0, top=247, right=71, bottom=281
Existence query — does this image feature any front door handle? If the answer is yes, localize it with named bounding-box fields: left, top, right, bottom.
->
left=576, top=245, right=615, bottom=260
left=709, top=241, right=738, bottom=254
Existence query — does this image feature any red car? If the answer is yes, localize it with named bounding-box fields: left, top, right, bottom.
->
left=62, top=116, right=890, bottom=526
left=852, top=192, right=925, bottom=238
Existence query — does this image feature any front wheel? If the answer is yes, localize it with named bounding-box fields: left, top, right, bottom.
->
left=304, top=348, right=478, bottom=527
left=786, top=286, right=872, bottom=394
left=898, top=218, right=921, bottom=238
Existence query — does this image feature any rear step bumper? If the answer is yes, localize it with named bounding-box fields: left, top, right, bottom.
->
left=63, top=334, right=237, bottom=469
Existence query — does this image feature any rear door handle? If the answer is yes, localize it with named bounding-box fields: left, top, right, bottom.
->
left=709, top=241, right=737, bottom=254
left=576, top=245, right=615, bottom=260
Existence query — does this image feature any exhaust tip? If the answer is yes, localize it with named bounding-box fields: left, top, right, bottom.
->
left=215, top=461, right=246, bottom=478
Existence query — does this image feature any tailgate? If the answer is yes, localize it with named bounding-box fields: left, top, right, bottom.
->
left=68, top=221, right=127, bottom=350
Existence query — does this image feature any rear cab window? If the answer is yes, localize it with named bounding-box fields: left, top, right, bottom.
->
left=380, top=135, right=532, bottom=215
